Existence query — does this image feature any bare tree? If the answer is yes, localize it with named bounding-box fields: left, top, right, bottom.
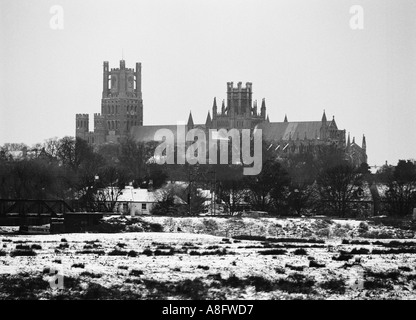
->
left=317, top=163, right=364, bottom=217
left=383, top=160, right=416, bottom=216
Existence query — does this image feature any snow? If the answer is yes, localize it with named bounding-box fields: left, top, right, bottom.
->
left=1, top=216, right=416, bottom=299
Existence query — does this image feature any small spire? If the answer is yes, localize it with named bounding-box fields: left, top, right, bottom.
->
left=205, top=111, right=212, bottom=127
left=261, top=98, right=266, bottom=118
left=362, top=134, right=366, bottom=150
left=352, top=136, right=355, bottom=144
left=212, top=97, right=217, bottom=117
left=322, top=110, right=327, bottom=123
left=266, top=115, right=270, bottom=122
left=284, top=114, right=288, bottom=122
left=221, top=99, right=226, bottom=114
left=187, top=111, right=194, bottom=128
left=347, top=132, right=351, bottom=145
left=261, top=98, right=266, bottom=109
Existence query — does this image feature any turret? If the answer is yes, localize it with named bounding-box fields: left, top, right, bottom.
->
left=261, top=98, right=266, bottom=119
left=135, top=62, right=142, bottom=99
left=94, top=113, right=105, bottom=133
left=212, top=97, right=217, bottom=118
left=347, top=132, right=351, bottom=149
left=226, top=82, right=234, bottom=115
left=205, top=111, right=212, bottom=127
left=253, top=100, right=257, bottom=116
left=93, top=113, right=106, bottom=145
left=76, top=114, right=89, bottom=139
left=362, top=134, right=366, bottom=151
left=102, top=61, right=109, bottom=98
left=322, top=110, right=327, bottom=124
left=330, top=115, right=337, bottom=128
left=187, top=111, right=194, bottom=129
left=320, top=110, right=328, bottom=140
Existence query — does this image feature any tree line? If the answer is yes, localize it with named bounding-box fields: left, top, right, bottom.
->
left=0, top=137, right=415, bottom=217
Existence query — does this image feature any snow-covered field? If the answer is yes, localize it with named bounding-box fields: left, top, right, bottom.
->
left=1, top=216, right=416, bottom=300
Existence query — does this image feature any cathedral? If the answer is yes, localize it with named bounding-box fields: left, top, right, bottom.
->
left=76, top=60, right=367, bottom=166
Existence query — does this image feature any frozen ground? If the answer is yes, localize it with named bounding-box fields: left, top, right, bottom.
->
left=1, top=216, right=416, bottom=300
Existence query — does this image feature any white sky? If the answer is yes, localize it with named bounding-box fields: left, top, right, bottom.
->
left=1, top=0, right=415, bottom=166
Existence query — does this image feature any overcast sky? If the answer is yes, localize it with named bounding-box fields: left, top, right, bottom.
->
left=1, top=0, right=415, bottom=166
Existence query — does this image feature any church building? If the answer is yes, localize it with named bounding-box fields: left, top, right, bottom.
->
left=76, top=60, right=367, bottom=166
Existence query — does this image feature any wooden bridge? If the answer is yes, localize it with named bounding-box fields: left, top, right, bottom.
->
left=0, top=199, right=103, bottom=233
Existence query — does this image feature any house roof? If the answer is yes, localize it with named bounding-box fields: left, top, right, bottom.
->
left=255, top=121, right=323, bottom=141
left=117, top=187, right=157, bottom=202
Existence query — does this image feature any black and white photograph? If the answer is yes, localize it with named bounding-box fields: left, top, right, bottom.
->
left=1, top=0, right=416, bottom=308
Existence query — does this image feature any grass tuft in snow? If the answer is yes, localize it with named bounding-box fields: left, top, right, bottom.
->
left=129, top=269, right=144, bottom=277
left=108, top=249, right=128, bottom=256
left=332, top=253, right=353, bottom=261
left=259, top=249, right=287, bottom=255
left=293, top=248, right=308, bottom=255
left=80, top=271, right=102, bottom=279
left=320, top=278, right=346, bottom=294
left=142, top=248, right=153, bottom=256
left=76, top=250, right=106, bottom=255
left=15, top=244, right=31, bottom=250
left=10, top=249, right=37, bottom=257
left=197, top=265, right=210, bottom=270
left=127, top=250, right=139, bottom=257
left=71, top=263, right=85, bottom=269
left=285, top=264, right=306, bottom=271
left=309, top=260, right=326, bottom=268
left=57, top=243, right=69, bottom=249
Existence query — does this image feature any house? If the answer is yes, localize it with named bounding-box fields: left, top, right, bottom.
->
left=114, top=186, right=188, bottom=216
left=115, top=186, right=157, bottom=216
